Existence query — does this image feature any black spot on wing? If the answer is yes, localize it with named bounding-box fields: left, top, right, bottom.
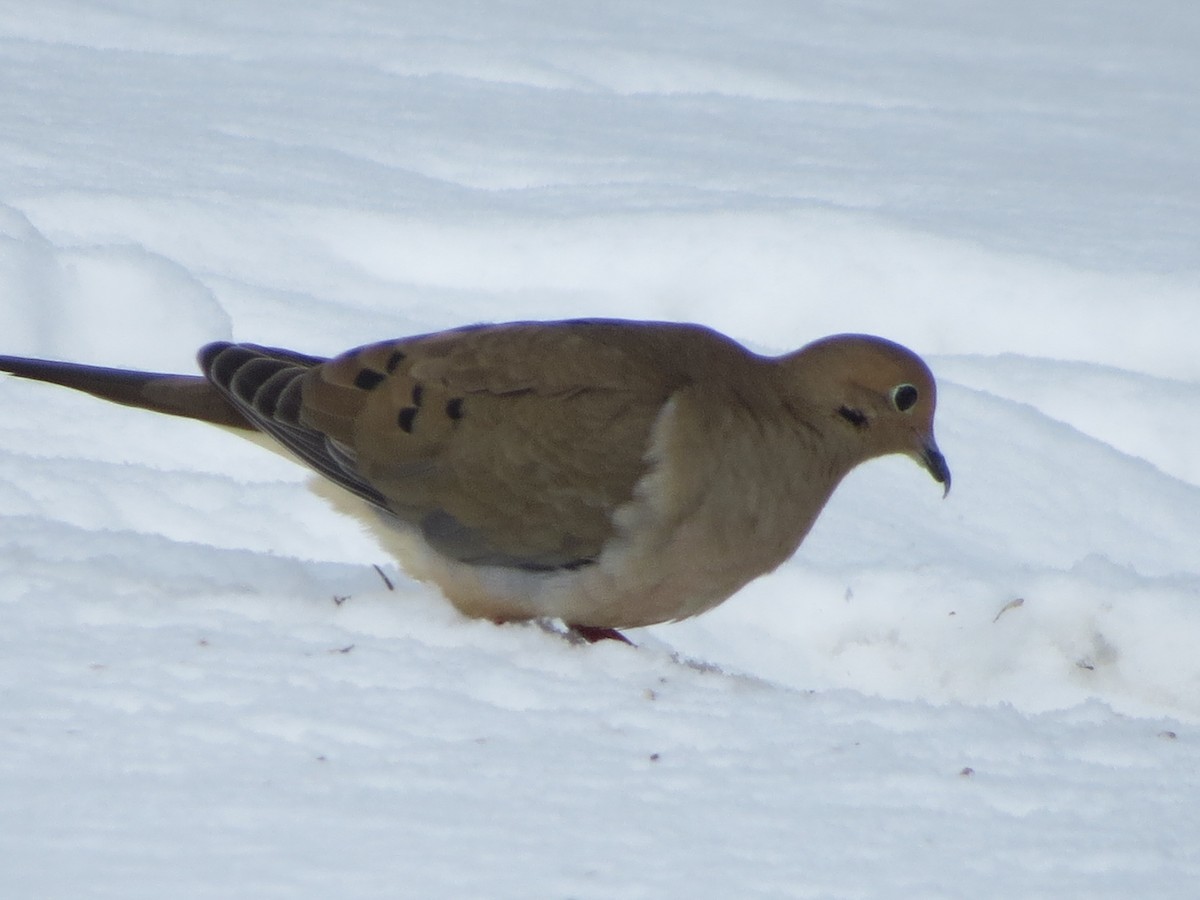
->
left=411, top=383, right=424, bottom=406
left=384, top=350, right=406, bottom=373
left=397, top=407, right=418, bottom=433
left=354, top=368, right=386, bottom=391
left=445, top=398, right=464, bottom=421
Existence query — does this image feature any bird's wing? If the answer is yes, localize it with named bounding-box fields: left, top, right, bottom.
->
left=201, top=322, right=697, bottom=569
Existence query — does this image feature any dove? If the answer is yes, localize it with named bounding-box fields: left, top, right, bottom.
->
left=0, top=319, right=949, bottom=642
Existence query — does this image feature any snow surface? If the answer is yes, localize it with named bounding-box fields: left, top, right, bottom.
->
left=1, top=2, right=1199, bottom=897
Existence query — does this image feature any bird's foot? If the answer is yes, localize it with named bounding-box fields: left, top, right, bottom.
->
left=502, top=617, right=636, bottom=646
left=567, top=624, right=635, bottom=646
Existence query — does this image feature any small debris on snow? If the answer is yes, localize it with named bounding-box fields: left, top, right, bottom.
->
left=992, top=597, right=1025, bottom=623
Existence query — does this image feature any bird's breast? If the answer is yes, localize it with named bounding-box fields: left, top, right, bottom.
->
left=358, top=389, right=840, bottom=630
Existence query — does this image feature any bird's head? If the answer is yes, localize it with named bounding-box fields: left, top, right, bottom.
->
left=784, top=334, right=951, bottom=495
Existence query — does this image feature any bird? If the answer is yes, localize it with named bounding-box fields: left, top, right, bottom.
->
left=0, top=318, right=950, bottom=643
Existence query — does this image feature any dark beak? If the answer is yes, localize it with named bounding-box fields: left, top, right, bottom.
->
left=921, top=442, right=952, bottom=497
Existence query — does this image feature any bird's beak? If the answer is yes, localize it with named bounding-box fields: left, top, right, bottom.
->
left=919, top=439, right=951, bottom=497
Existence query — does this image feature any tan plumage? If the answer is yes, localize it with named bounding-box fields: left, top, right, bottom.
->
left=0, top=319, right=950, bottom=640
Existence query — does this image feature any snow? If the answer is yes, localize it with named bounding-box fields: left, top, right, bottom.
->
left=1, top=1, right=1198, bottom=896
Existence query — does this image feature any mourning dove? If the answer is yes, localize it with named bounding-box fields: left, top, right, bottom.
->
left=0, top=319, right=950, bottom=641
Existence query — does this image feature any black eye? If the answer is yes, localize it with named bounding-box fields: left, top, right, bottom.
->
left=891, top=383, right=919, bottom=412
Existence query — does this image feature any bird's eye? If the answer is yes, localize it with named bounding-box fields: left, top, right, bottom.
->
left=891, top=383, right=919, bottom=412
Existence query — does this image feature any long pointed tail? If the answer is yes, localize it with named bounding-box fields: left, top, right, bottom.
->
left=0, top=354, right=254, bottom=430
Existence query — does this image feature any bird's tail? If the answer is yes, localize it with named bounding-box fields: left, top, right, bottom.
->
left=0, top=354, right=254, bottom=430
